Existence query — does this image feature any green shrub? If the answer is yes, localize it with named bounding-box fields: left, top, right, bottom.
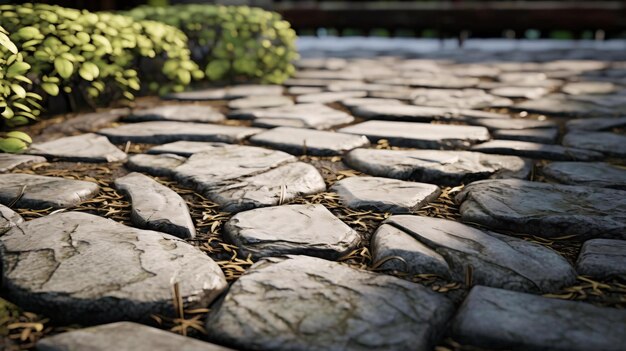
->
left=126, top=4, right=298, bottom=84
left=0, top=3, right=201, bottom=106
left=0, top=25, right=40, bottom=152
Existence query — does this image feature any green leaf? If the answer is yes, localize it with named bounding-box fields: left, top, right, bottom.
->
left=1, top=107, right=14, bottom=119
left=0, top=137, right=28, bottom=153
left=6, top=131, right=32, bottom=143
left=10, top=84, right=26, bottom=99
left=54, top=57, right=74, bottom=79
left=15, top=26, right=40, bottom=40
left=41, top=83, right=60, bottom=96
left=78, top=62, right=99, bottom=81
left=6, top=62, right=30, bottom=77
left=0, top=32, right=18, bottom=54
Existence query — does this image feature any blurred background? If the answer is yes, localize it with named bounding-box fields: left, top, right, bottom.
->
left=17, top=0, right=626, bottom=41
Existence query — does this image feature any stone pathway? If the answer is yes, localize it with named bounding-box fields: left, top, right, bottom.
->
left=4, top=45, right=626, bottom=350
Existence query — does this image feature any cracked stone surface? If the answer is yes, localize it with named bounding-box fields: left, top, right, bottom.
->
left=295, top=90, right=367, bottom=104
left=489, top=86, right=548, bottom=99
left=123, top=105, right=225, bottom=123
left=173, top=145, right=325, bottom=212
left=340, top=97, right=404, bottom=109
left=126, top=154, right=186, bottom=177
left=451, top=286, right=626, bottom=351
left=466, top=117, right=556, bottom=130
left=543, top=162, right=626, bottom=189
left=27, top=133, right=127, bottom=163
left=98, top=121, right=262, bottom=144
left=350, top=104, right=452, bottom=122
left=0, top=154, right=46, bottom=172
left=331, top=177, right=441, bottom=213
left=566, top=116, right=626, bottom=131
left=147, top=141, right=228, bottom=157
left=456, top=179, right=626, bottom=239
left=166, top=85, right=283, bottom=100
left=339, top=121, right=490, bottom=149
left=0, top=204, right=23, bottom=233
left=227, top=95, right=294, bottom=110
left=411, top=88, right=513, bottom=109
left=0, top=174, right=99, bottom=209
left=249, top=127, right=370, bottom=156
left=492, top=128, right=559, bottom=144
left=224, top=204, right=360, bottom=260
left=38, top=109, right=128, bottom=141
left=287, top=86, right=324, bottom=95
left=205, top=255, right=454, bottom=351
left=375, top=76, right=480, bottom=89
left=512, top=94, right=614, bottom=117
left=228, top=103, right=354, bottom=129
left=114, top=172, right=195, bottom=239
left=0, top=212, right=227, bottom=324
left=471, top=140, right=603, bottom=161
left=563, top=131, right=626, bottom=157
left=378, top=216, right=576, bottom=292
left=371, top=224, right=451, bottom=277
left=576, top=239, right=626, bottom=279
left=344, top=148, right=531, bottom=186
left=562, top=81, right=618, bottom=95
left=36, top=322, right=235, bottom=351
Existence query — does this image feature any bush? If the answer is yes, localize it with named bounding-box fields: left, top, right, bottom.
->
left=0, top=3, right=202, bottom=107
left=0, top=25, right=40, bottom=152
left=126, top=4, right=298, bottom=84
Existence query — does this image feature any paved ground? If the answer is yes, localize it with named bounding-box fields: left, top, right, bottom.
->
left=1, top=40, right=626, bottom=350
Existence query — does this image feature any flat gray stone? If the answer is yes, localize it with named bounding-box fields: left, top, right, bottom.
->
left=123, top=105, right=225, bottom=123
left=489, top=86, right=549, bottom=99
left=165, top=88, right=226, bottom=101
left=345, top=148, right=531, bottom=186
left=451, top=286, right=626, bottom=351
left=98, top=121, right=262, bottom=144
left=381, top=216, right=576, bottom=292
left=229, top=103, right=354, bottom=130
left=0, top=154, right=46, bottom=172
left=411, top=88, right=513, bottom=109
left=295, top=91, right=367, bottom=104
left=466, top=118, right=556, bottom=131
left=456, top=179, right=626, bottom=239
left=512, top=95, right=613, bottom=117
left=147, top=141, right=228, bottom=157
left=563, top=131, right=626, bottom=157
left=114, top=172, right=195, bottom=239
left=543, top=162, right=626, bottom=189
left=339, top=121, right=490, bottom=149
left=287, top=86, right=324, bottom=95
left=224, top=204, right=360, bottom=260
left=0, top=174, right=99, bottom=209
left=294, top=70, right=362, bottom=81
left=36, top=322, right=234, bottom=351
left=0, top=212, right=227, bottom=324
left=205, top=255, right=454, bottom=351
left=341, top=97, right=404, bottom=109
left=173, top=145, right=325, bottom=212
left=371, top=224, right=450, bottom=276
left=28, top=133, right=127, bottom=163
left=39, top=109, right=128, bottom=141
left=576, top=239, right=626, bottom=279
left=376, top=76, right=480, bottom=89
left=492, top=128, right=559, bottom=144
left=227, top=95, right=293, bottom=110
left=562, top=81, right=618, bottom=95
left=566, top=117, right=626, bottom=131
left=249, top=127, right=370, bottom=156
left=126, top=153, right=186, bottom=177
left=331, top=176, right=440, bottom=213
left=471, top=140, right=603, bottom=161
left=224, top=85, right=284, bottom=99
left=0, top=204, right=23, bottom=234
left=165, top=85, right=284, bottom=101
left=350, top=104, right=450, bottom=122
